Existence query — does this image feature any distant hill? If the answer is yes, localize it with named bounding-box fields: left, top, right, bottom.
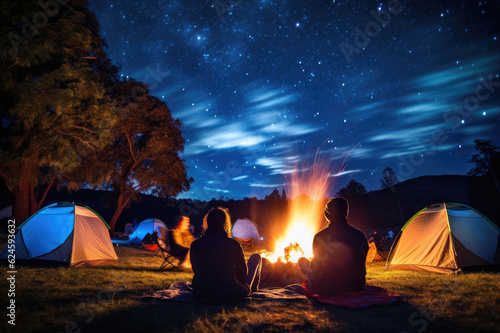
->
left=346, top=175, right=500, bottom=231
left=1, top=174, right=499, bottom=235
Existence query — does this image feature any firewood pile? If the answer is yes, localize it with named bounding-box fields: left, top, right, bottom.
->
left=260, top=243, right=307, bottom=287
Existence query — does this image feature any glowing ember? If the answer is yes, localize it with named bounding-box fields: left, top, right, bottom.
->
left=262, top=147, right=348, bottom=263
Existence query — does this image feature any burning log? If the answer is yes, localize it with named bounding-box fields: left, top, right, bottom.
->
left=283, top=242, right=304, bottom=262
left=260, top=243, right=308, bottom=287
left=261, top=257, right=306, bottom=287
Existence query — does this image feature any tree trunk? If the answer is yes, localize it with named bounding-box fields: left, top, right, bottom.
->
left=12, top=161, right=37, bottom=227
left=108, top=190, right=132, bottom=232
left=13, top=184, right=31, bottom=227
left=34, top=175, right=56, bottom=212
left=108, top=204, right=125, bottom=233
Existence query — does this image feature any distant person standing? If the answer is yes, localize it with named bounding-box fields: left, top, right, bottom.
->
left=368, top=230, right=385, bottom=251
left=190, top=207, right=262, bottom=304
left=169, top=215, right=196, bottom=270
left=298, top=197, right=369, bottom=296
left=132, top=218, right=139, bottom=230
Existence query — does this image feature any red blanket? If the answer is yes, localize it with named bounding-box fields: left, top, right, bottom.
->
left=301, top=280, right=404, bottom=309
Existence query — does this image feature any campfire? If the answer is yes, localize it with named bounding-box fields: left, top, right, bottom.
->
left=260, top=149, right=345, bottom=285
left=260, top=204, right=327, bottom=286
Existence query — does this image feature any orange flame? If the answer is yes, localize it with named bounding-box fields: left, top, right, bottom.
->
left=264, top=146, right=348, bottom=263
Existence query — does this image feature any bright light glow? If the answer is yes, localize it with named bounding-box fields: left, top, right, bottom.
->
left=262, top=147, right=348, bottom=263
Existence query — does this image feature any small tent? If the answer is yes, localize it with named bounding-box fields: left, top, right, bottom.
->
left=127, top=218, right=167, bottom=244
left=386, top=203, right=500, bottom=274
left=232, top=218, right=260, bottom=242
left=0, top=202, right=118, bottom=267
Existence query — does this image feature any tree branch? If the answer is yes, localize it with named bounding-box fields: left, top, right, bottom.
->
left=122, top=157, right=148, bottom=182
left=7, top=59, right=19, bottom=69
left=71, top=125, right=98, bottom=134
left=56, top=129, right=96, bottom=152
left=125, top=132, right=137, bottom=164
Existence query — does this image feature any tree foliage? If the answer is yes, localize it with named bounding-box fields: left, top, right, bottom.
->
left=83, top=79, right=193, bottom=231
left=265, top=188, right=288, bottom=201
left=467, top=139, right=500, bottom=176
left=336, top=179, right=367, bottom=199
left=380, top=166, right=400, bottom=189
left=0, top=0, right=119, bottom=224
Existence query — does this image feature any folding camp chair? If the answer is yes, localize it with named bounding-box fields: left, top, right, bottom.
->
left=152, top=230, right=182, bottom=271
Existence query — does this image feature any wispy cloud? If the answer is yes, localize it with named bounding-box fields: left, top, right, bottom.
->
left=232, top=175, right=249, bottom=181
left=185, top=123, right=268, bottom=155
left=182, top=84, right=319, bottom=156
left=249, top=183, right=283, bottom=188
left=367, top=124, right=443, bottom=142
left=329, top=169, right=362, bottom=177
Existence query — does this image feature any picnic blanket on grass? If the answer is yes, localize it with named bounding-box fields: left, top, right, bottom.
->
left=301, top=280, right=404, bottom=309
left=145, top=282, right=307, bottom=302
left=145, top=281, right=403, bottom=308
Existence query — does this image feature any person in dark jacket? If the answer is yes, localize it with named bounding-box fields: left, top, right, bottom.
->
left=190, top=207, right=262, bottom=304
left=298, top=197, right=368, bottom=296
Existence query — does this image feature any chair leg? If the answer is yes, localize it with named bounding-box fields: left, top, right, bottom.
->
left=158, top=254, right=180, bottom=271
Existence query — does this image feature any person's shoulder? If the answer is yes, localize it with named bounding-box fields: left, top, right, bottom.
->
left=191, top=236, right=201, bottom=246
left=315, top=226, right=329, bottom=237
left=348, top=225, right=368, bottom=241
left=225, top=237, right=243, bottom=252
left=228, top=237, right=242, bottom=247
left=313, top=227, right=330, bottom=243
left=191, top=234, right=208, bottom=246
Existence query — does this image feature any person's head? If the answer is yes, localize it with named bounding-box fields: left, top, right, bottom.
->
left=173, top=215, right=190, bottom=230
left=202, top=207, right=231, bottom=237
left=324, top=197, right=349, bottom=223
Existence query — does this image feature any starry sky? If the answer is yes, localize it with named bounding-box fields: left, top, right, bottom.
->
left=88, top=0, right=500, bottom=200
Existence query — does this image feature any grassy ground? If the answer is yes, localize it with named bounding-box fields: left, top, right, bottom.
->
left=1, top=244, right=499, bottom=333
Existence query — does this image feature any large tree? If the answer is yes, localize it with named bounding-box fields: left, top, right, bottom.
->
left=0, top=0, right=119, bottom=225
left=84, top=79, right=192, bottom=231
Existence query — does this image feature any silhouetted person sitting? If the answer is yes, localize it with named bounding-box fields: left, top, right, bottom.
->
left=298, top=197, right=368, bottom=296
left=368, top=231, right=385, bottom=251
left=169, top=215, right=196, bottom=270
left=190, top=207, right=262, bottom=304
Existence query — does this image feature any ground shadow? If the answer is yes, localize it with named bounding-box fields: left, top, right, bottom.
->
left=46, top=293, right=465, bottom=333
left=93, top=265, right=178, bottom=273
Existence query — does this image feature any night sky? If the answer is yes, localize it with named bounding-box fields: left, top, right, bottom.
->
left=88, top=0, right=500, bottom=200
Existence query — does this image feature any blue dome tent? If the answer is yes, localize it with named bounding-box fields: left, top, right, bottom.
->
left=1, top=202, right=118, bottom=267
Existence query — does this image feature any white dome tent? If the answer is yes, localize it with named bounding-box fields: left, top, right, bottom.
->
left=232, top=218, right=261, bottom=242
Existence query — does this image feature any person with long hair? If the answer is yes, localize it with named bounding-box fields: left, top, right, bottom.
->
left=190, top=207, right=262, bottom=304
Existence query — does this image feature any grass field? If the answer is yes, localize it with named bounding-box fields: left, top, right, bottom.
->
left=1, top=244, right=499, bottom=333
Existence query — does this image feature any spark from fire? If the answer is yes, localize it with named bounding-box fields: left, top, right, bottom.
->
left=263, top=145, right=351, bottom=263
